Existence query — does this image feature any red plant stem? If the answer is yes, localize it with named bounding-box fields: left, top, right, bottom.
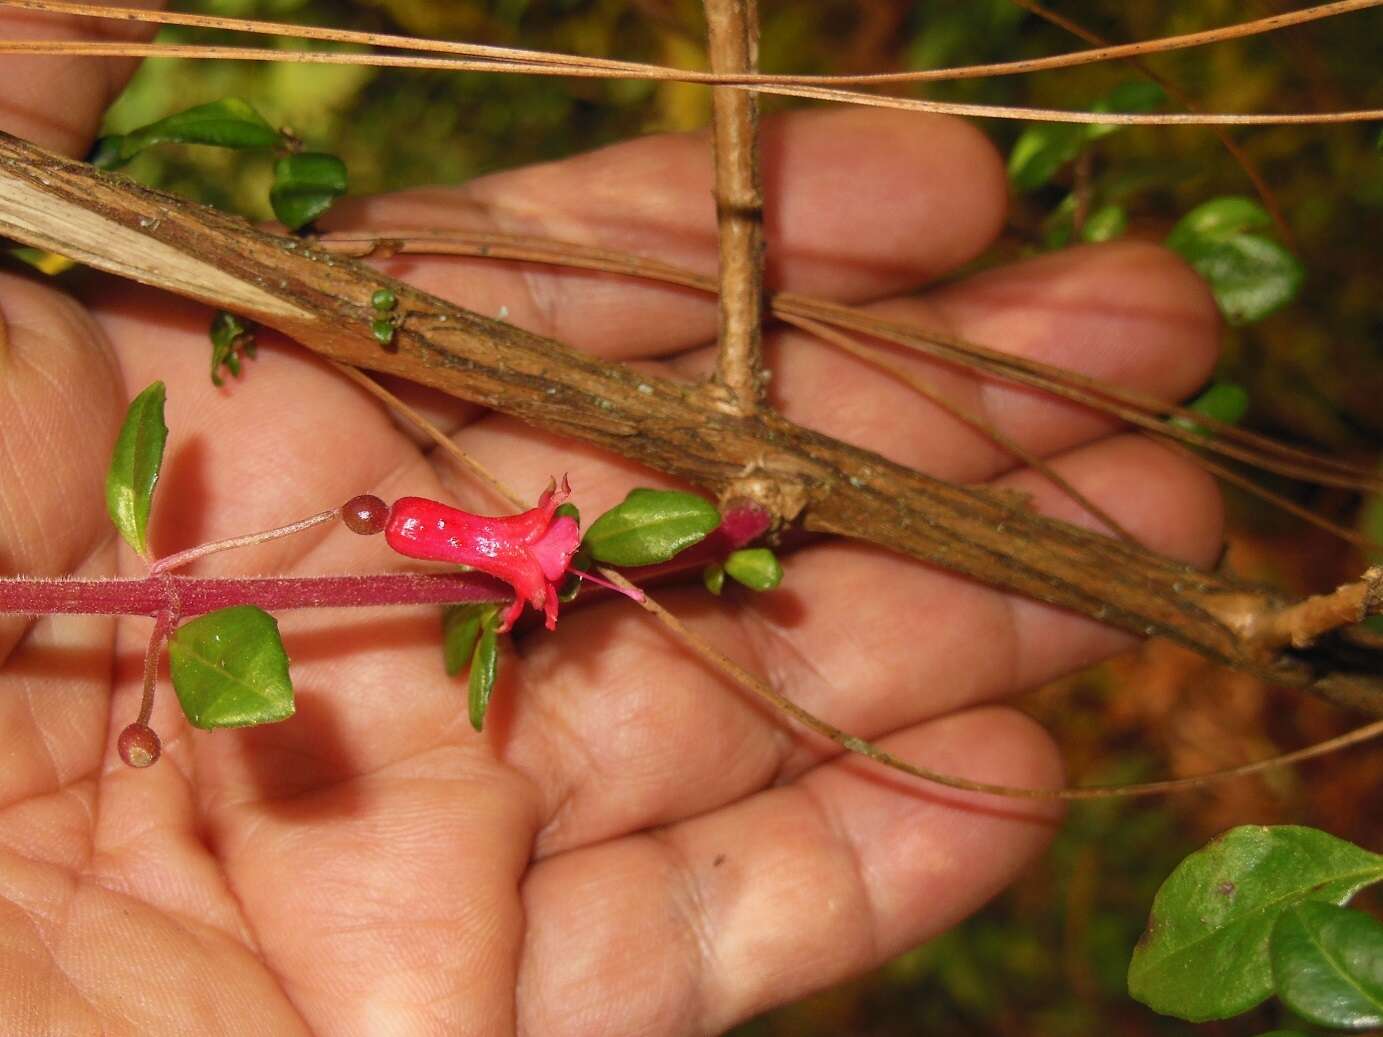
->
left=137, top=609, right=173, bottom=725
left=149, top=509, right=339, bottom=575
left=0, top=572, right=508, bottom=617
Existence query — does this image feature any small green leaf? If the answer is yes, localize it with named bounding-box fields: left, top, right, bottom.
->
left=703, top=563, right=725, bottom=595
left=87, top=135, right=127, bottom=170
left=168, top=606, right=295, bottom=729
left=1166, top=198, right=1303, bottom=324
left=583, top=489, right=721, bottom=567
left=105, top=381, right=168, bottom=559
left=468, top=623, right=499, bottom=732
left=1128, top=826, right=1383, bottom=1022
left=208, top=311, right=257, bottom=387
left=442, top=604, right=493, bottom=677
left=724, top=548, right=783, bottom=591
left=270, top=152, right=348, bottom=231
left=116, top=98, right=281, bottom=167
left=1179, top=235, right=1303, bottom=324
left=1271, top=902, right=1383, bottom=1030
left=1010, top=81, right=1164, bottom=191
left=1166, top=197, right=1274, bottom=252
left=1189, top=381, right=1251, bottom=426
left=371, top=318, right=397, bottom=346
left=371, top=288, right=397, bottom=312
left=1008, top=123, right=1086, bottom=191
left=1086, top=80, right=1166, bottom=140
left=1172, top=381, right=1251, bottom=439
left=1081, top=203, right=1127, bottom=243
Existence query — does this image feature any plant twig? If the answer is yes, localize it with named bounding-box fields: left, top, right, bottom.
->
left=148, top=509, right=338, bottom=574
left=137, top=608, right=173, bottom=725
left=781, top=312, right=1137, bottom=543
left=1248, top=567, right=1383, bottom=649
left=2, top=132, right=1380, bottom=715
left=602, top=565, right=1383, bottom=799
left=705, top=0, right=765, bottom=415
left=320, top=230, right=1383, bottom=498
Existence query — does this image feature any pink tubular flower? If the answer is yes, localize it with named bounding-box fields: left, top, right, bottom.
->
left=385, top=478, right=582, bottom=632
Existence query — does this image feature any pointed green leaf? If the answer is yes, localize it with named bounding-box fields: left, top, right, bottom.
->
left=1166, top=197, right=1303, bottom=324
left=1080, top=203, right=1127, bottom=243
left=1172, top=233, right=1304, bottom=325
left=118, top=98, right=281, bottom=166
left=1128, top=826, right=1383, bottom=1022
left=105, top=381, right=168, bottom=559
left=87, top=134, right=127, bottom=170
left=1166, top=197, right=1275, bottom=253
left=468, top=623, right=499, bottom=732
left=270, top=152, right=348, bottom=230
left=583, top=489, right=721, bottom=567
left=1173, top=381, right=1252, bottom=438
left=442, top=604, right=491, bottom=677
left=703, top=563, right=725, bottom=595
left=168, top=606, right=295, bottom=729
left=1271, top=902, right=1383, bottom=1030
left=1086, top=80, right=1166, bottom=140
left=1007, top=123, right=1086, bottom=192
left=724, top=548, right=783, bottom=591
left=209, top=311, right=257, bottom=387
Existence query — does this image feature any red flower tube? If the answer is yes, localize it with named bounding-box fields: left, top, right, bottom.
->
left=385, top=478, right=582, bottom=632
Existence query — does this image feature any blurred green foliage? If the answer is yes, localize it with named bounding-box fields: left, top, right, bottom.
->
left=102, top=2, right=1383, bottom=1033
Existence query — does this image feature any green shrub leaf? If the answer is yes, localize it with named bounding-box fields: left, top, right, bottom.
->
left=1166, top=197, right=1274, bottom=252
left=270, top=152, right=348, bottom=230
left=1081, top=203, right=1127, bottom=243
left=104, top=381, right=168, bottom=559
left=168, top=606, right=295, bottom=729
left=1166, top=198, right=1303, bottom=323
left=442, top=604, right=493, bottom=678
left=101, top=98, right=282, bottom=169
left=1008, top=123, right=1086, bottom=192
left=1010, top=81, right=1165, bottom=191
left=724, top=548, right=783, bottom=591
left=583, top=489, right=721, bottom=567
left=1173, top=381, right=1251, bottom=437
left=1128, top=826, right=1383, bottom=1022
left=1086, top=80, right=1166, bottom=140
left=1270, top=902, right=1383, bottom=1030
left=208, top=310, right=257, bottom=387
left=703, top=563, right=725, bottom=595
left=468, top=622, right=499, bottom=732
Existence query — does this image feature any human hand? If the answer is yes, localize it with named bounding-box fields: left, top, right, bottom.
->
left=0, top=11, right=1222, bottom=1034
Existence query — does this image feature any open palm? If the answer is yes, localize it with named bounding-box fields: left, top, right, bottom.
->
left=0, top=11, right=1223, bottom=1035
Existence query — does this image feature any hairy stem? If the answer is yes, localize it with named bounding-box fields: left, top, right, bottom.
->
left=0, top=573, right=507, bottom=617
left=149, top=509, right=339, bottom=574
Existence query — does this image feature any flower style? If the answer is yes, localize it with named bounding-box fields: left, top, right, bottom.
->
left=385, top=478, right=582, bottom=632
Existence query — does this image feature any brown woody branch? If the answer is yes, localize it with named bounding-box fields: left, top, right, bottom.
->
left=0, top=130, right=1379, bottom=715
left=705, top=0, right=766, bottom=414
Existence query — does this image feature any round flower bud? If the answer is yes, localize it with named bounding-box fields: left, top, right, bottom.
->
left=342, top=494, right=390, bottom=535
left=118, top=722, right=161, bottom=768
